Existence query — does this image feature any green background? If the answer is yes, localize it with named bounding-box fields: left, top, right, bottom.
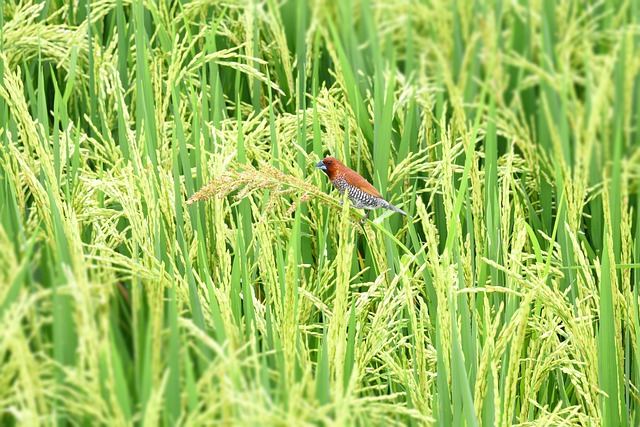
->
left=1, top=0, right=639, bottom=425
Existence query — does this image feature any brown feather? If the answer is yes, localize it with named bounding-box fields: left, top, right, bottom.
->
left=321, top=157, right=383, bottom=198
left=320, top=157, right=343, bottom=181
left=343, top=169, right=383, bottom=198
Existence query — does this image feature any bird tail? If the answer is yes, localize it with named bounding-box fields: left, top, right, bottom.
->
left=387, top=202, right=406, bottom=216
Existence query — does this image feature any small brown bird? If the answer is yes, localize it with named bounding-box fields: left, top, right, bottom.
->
left=316, top=156, right=406, bottom=222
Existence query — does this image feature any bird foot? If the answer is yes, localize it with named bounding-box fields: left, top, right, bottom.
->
left=361, top=211, right=370, bottom=225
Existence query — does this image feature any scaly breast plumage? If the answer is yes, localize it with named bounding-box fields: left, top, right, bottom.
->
left=331, top=175, right=348, bottom=194
left=331, top=176, right=384, bottom=210
left=348, top=186, right=381, bottom=209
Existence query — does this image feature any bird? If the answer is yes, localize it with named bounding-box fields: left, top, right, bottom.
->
left=316, top=156, right=406, bottom=223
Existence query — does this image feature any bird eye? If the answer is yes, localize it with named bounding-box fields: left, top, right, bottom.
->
left=327, top=161, right=332, bottom=165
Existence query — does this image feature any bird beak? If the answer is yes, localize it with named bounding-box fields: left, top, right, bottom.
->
left=315, top=160, right=327, bottom=171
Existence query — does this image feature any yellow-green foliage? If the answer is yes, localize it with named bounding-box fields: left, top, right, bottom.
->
left=1, top=0, right=639, bottom=426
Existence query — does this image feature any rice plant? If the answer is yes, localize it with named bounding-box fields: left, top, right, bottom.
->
left=1, top=0, right=639, bottom=425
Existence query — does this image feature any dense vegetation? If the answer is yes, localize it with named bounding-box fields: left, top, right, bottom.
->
left=2, top=0, right=640, bottom=425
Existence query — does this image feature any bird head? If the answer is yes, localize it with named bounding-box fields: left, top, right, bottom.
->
left=316, top=157, right=344, bottom=180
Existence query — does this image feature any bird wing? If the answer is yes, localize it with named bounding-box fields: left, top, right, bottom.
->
left=344, top=169, right=383, bottom=198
